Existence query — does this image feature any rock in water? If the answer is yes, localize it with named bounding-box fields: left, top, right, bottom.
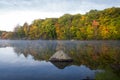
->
left=50, top=61, right=72, bottom=69
left=49, top=50, right=73, bottom=62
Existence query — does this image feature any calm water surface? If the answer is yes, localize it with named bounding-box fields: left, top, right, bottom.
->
left=0, top=40, right=120, bottom=80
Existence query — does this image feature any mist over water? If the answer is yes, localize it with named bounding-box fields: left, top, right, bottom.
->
left=0, top=40, right=120, bottom=80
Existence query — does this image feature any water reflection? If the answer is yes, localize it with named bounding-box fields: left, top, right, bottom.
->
left=0, top=40, right=120, bottom=80
left=50, top=61, right=72, bottom=69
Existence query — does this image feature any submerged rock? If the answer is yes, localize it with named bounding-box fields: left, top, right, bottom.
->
left=49, top=50, right=73, bottom=62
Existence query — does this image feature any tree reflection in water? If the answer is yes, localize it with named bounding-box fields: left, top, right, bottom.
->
left=0, top=40, right=120, bottom=79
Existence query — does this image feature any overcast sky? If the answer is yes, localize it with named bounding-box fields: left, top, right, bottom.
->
left=0, top=0, right=120, bottom=31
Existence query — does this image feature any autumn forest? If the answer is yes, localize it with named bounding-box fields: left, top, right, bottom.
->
left=0, top=7, right=120, bottom=40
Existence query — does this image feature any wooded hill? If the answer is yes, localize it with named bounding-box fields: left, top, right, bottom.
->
left=0, top=7, right=120, bottom=40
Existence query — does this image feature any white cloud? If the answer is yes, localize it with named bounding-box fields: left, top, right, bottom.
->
left=0, top=11, right=63, bottom=31
left=0, top=0, right=120, bottom=31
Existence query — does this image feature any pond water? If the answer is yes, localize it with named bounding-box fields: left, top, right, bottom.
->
left=0, top=40, right=120, bottom=80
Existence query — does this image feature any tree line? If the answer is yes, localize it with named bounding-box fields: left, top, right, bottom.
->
left=0, top=7, right=120, bottom=40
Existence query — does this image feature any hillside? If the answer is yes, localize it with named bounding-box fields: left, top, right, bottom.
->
left=0, top=7, right=120, bottom=40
